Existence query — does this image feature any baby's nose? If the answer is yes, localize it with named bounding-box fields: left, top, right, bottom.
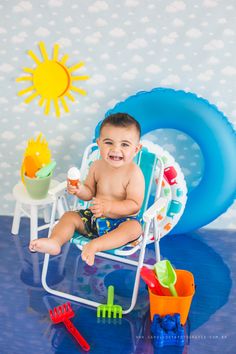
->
left=111, top=144, right=120, bottom=151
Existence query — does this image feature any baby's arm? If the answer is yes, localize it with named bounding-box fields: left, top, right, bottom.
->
left=90, top=166, right=145, bottom=218
left=68, top=162, right=97, bottom=201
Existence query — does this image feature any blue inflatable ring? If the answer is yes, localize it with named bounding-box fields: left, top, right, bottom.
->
left=97, top=88, right=236, bottom=234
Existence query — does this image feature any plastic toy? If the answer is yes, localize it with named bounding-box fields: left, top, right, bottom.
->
left=100, top=87, right=236, bottom=234
left=16, top=41, right=89, bottom=117
left=149, top=270, right=195, bottom=325
left=154, top=260, right=178, bottom=297
left=36, top=161, right=57, bottom=178
left=140, top=266, right=164, bottom=295
left=21, top=133, right=52, bottom=183
left=97, top=285, right=123, bottom=318
left=67, top=167, right=81, bottom=186
left=49, top=302, right=90, bottom=351
left=24, top=155, right=40, bottom=178
left=151, top=313, right=185, bottom=347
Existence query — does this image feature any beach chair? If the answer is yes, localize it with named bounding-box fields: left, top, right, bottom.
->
left=42, top=140, right=186, bottom=314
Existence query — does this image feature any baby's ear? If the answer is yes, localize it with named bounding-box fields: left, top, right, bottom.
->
left=96, top=138, right=100, bottom=147
left=135, top=143, right=142, bottom=153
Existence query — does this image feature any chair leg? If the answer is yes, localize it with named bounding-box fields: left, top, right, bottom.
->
left=43, top=205, right=51, bottom=223
left=58, top=243, right=70, bottom=275
left=123, top=221, right=151, bottom=314
left=155, top=239, right=161, bottom=263
left=31, top=252, right=41, bottom=284
left=11, top=201, right=22, bottom=235
left=41, top=221, right=152, bottom=314
left=47, top=199, right=58, bottom=237
left=42, top=250, right=144, bottom=313
left=57, top=197, right=66, bottom=218
left=123, top=265, right=143, bottom=314
left=153, top=219, right=161, bottom=262
left=42, top=252, right=101, bottom=308
left=41, top=197, right=102, bottom=307
left=30, top=205, right=38, bottom=242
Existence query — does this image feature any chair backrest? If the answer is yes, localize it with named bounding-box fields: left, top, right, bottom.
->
left=135, top=148, right=158, bottom=217
left=79, top=143, right=159, bottom=217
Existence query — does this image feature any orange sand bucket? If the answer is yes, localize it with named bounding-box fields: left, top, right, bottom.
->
left=148, top=269, right=195, bottom=325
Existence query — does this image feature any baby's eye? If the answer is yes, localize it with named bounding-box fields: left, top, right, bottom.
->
left=105, top=141, right=112, bottom=145
left=121, top=143, right=130, bottom=147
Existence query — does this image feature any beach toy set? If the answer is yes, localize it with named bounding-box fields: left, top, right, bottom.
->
left=141, top=260, right=195, bottom=325
left=21, top=133, right=56, bottom=199
left=141, top=260, right=195, bottom=348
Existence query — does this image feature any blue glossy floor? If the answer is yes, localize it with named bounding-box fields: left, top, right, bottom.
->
left=0, top=215, right=235, bottom=354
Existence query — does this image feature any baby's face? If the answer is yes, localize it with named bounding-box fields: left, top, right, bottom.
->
left=97, top=124, right=141, bottom=168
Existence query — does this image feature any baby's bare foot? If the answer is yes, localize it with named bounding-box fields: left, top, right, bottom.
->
left=81, top=241, right=98, bottom=266
left=29, top=238, right=61, bottom=255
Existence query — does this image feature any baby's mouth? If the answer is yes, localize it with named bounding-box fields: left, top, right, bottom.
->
left=109, top=154, right=123, bottom=161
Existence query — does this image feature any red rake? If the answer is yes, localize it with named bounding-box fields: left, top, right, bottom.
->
left=49, top=302, right=90, bottom=351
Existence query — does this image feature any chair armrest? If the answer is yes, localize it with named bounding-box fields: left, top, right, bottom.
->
left=142, top=197, right=167, bottom=223
left=48, top=180, right=67, bottom=198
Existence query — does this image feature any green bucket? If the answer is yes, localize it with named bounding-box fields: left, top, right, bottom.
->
left=24, top=173, right=52, bottom=199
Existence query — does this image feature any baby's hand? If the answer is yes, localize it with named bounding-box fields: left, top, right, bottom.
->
left=67, top=179, right=81, bottom=196
left=89, top=198, right=111, bottom=218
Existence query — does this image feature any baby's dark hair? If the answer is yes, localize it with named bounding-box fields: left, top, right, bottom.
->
left=100, top=113, right=141, bottom=138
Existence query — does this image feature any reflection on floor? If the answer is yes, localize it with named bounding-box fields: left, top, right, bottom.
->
left=0, top=215, right=235, bottom=354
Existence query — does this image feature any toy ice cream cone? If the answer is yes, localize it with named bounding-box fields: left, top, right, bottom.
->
left=67, top=167, right=81, bottom=187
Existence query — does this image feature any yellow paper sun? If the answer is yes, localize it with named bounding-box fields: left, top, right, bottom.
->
left=16, top=41, right=89, bottom=117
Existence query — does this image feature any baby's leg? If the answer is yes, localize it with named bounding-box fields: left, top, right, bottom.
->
left=29, top=211, right=86, bottom=255
left=81, top=220, right=142, bottom=266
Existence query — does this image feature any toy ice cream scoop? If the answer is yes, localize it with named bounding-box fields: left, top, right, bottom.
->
left=67, top=167, right=81, bottom=186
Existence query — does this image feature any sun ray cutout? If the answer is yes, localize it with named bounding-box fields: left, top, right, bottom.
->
left=16, top=41, right=89, bottom=118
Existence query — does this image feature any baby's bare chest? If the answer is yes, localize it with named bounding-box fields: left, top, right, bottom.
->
left=96, top=171, right=129, bottom=200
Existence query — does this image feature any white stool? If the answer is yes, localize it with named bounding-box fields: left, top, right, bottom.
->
left=11, top=179, right=65, bottom=242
